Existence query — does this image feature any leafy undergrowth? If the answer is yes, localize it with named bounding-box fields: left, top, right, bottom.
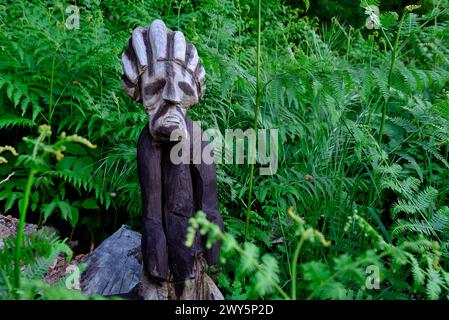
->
left=0, top=0, right=449, bottom=299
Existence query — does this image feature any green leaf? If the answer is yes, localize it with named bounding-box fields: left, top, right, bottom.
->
left=239, top=243, right=259, bottom=275
left=261, top=254, right=280, bottom=284
left=68, top=207, right=79, bottom=228
left=426, top=268, right=442, bottom=300
left=5, top=192, right=22, bottom=212
left=73, top=156, right=94, bottom=176
left=64, top=143, right=88, bottom=156
left=302, top=0, right=310, bottom=12
left=303, top=261, right=332, bottom=287
left=254, top=270, right=274, bottom=296
left=368, top=207, right=392, bottom=243
left=333, top=254, right=353, bottom=270
left=410, top=256, right=425, bottom=287
left=255, top=185, right=269, bottom=203
left=57, top=201, right=73, bottom=221
left=56, top=156, right=77, bottom=171
left=82, top=198, right=99, bottom=209
left=43, top=201, right=58, bottom=221
left=31, top=191, right=39, bottom=203
left=321, top=281, right=347, bottom=300
left=0, top=189, right=12, bottom=201
left=380, top=11, right=399, bottom=29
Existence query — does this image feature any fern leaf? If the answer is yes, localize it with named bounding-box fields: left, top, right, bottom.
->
left=426, top=268, right=442, bottom=300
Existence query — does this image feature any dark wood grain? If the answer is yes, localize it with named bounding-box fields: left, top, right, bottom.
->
left=137, top=118, right=223, bottom=297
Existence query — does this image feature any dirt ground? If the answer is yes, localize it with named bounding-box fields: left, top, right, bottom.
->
left=0, top=213, right=88, bottom=286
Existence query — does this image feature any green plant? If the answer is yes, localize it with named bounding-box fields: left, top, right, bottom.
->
left=1, top=0, right=449, bottom=300
left=188, top=209, right=331, bottom=299
left=244, top=0, right=261, bottom=242
left=0, top=124, right=96, bottom=298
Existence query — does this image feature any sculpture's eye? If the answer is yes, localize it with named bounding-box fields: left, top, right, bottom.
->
left=144, top=79, right=166, bottom=96
left=178, top=81, right=195, bottom=97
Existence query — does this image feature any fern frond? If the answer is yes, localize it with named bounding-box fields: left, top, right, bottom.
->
left=0, top=116, right=35, bottom=130
left=23, top=240, right=72, bottom=281
left=426, top=267, right=442, bottom=300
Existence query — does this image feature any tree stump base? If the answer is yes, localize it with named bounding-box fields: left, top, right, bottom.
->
left=80, top=225, right=224, bottom=300
left=140, top=254, right=224, bottom=300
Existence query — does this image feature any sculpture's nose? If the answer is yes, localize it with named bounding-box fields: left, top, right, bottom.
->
left=162, top=79, right=182, bottom=104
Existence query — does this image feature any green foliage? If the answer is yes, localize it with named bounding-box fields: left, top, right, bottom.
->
left=0, top=125, right=97, bottom=299
left=1, top=0, right=449, bottom=300
left=186, top=211, right=288, bottom=299
left=0, top=228, right=86, bottom=300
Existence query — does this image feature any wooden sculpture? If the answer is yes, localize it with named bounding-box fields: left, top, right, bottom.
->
left=121, top=19, right=224, bottom=300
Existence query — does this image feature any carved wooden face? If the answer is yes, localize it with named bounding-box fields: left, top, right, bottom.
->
left=121, top=20, right=206, bottom=142
left=140, top=57, right=199, bottom=141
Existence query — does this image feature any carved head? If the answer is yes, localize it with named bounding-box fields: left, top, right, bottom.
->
left=121, top=19, right=206, bottom=141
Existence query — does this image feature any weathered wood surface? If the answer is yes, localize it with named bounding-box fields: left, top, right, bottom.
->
left=80, top=225, right=142, bottom=297
left=119, top=19, right=224, bottom=299
left=80, top=225, right=224, bottom=300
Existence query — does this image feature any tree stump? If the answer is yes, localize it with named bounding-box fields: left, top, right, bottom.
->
left=80, top=225, right=223, bottom=300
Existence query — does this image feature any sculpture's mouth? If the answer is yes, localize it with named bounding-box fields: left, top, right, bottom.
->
left=162, top=115, right=181, bottom=126
left=150, top=106, right=188, bottom=142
